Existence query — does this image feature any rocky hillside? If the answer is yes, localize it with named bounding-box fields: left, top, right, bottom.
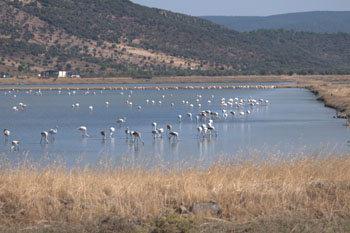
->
left=1, top=0, right=350, bottom=77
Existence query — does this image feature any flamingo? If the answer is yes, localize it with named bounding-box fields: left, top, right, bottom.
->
left=89, top=106, right=93, bottom=111
left=40, top=131, right=49, bottom=144
left=11, top=140, right=19, bottom=151
left=186, top=113, right=193, bottom=121
left=178, top=114, right=182, bottom=122
left=157, top=128, right=164, bottom=137
left=197, top=126, right=203, bottom=137
left=152, top=122, right=159, bottom=139
left=110, top=127, right=115, bottom=138
left=211, top=112, right=219, bottom=119
left=201, top=124, right=208, bottom=137
left=169, top=131, right=179, bottom=142
left=125, top=127, right=131, bottom=139
left=3, top=129, right=10, bottom=140
left=195, top=115, right=200, bottom=122
left=117, top=117, right=126, bottom=127
left=77, top=126, right=89, bottom=137
left=49, top=126, right=58, bottom=140
left=132, top=131, right=144, bottom=145
left=207, top=123, right=217, bottom=137
left=101, top=131, right=107, bottom=140
left=166, top=124, right=172, bottom=135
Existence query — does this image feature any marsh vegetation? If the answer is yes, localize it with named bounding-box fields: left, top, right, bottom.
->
left=1, top=154, right=350, bottom=232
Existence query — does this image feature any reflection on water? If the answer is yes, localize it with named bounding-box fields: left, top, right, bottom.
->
left=0, top=85, right=349, bottom=168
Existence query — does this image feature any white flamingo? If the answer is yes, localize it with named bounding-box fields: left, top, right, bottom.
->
left=166, top=124, right=172, bottom=135
left=49, top=126, right=58, bottom=140
left=11, top=140, right=19, bottom=151
left=125, top=127, right=131, bottom=139
left=169, top=131, right=179, bottom=142
left=207, top=123, right=217, bottom=137
left=117, top=117, right=126, bottom=127
left=152, top=122, right=159, bottom=139
left=186, top=113, right=193, bottom=120
left=3, top=129, right=10, bottom=141
left=77, top=126, right=89, bottom=137
left=201, top=124, right=208, bottom=137
left=157, top=128, right=164, bottom=137
left=197, top=126, right=203, bottom=137
left=110, top=127, right=115, bottom=138
left=132, top=131, right=144, bottom=145
left=178, top=114, right=182, bottom=122
left=40, top=131, right=49, bottom=144
left=89, top=106, right=93, bottom=111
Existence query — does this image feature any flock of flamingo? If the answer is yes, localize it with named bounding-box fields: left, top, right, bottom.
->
left=2, top=86, right=271, bottom=151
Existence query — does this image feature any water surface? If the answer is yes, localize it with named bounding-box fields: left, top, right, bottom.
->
left=0, top=85, right=348, bottom=168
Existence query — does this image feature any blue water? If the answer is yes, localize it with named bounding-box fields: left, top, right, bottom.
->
left=0, top=82, right=295, bottom=89
left=0, top=85, right=349, bottom=168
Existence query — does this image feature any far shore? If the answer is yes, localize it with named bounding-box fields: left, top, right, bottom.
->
left=1, top=74, right=350, bottom=86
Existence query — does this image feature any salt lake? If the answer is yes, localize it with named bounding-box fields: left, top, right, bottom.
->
left=0, top=84, right=349, bottom=168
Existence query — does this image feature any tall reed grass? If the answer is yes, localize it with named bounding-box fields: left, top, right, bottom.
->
left=1, top=152, right=350, bottom=230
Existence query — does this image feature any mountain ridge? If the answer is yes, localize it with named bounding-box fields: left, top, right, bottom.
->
left=202, top=11, right=350, bottom=33
left=1, top=1, right=350, bottom=78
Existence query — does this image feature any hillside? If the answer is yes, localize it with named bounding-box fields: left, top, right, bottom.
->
left=202, top=11, right=350, bottom=33
left=1, top=1, right=350, bottom=78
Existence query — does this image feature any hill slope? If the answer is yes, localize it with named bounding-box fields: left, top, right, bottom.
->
left=1, top=1, right=350, bottom=77
left=202, top=11, right=350, bottom=33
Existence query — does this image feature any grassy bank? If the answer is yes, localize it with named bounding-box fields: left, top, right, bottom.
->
left=306, top=83, right=350, bottom=119
left=1, top=155, right=350, bottom=232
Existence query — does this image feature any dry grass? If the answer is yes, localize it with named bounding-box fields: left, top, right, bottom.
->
left=1, top=154, right=350, bottom=232
left=307, top=83, right=350, bottom=118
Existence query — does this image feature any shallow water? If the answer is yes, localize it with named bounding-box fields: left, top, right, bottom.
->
left=0, top=85, right=349, bottom=168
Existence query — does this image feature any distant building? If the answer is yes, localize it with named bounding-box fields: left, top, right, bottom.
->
left=39, top=70, right=80, bottom=78
left=66, top=70, right=80, bottom=78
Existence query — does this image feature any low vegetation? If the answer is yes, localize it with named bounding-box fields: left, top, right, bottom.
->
left=1, top=153, right=350, bottom=232
left=1, top=0, right=350, bottom=78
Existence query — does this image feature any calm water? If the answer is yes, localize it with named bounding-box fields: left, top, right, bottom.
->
left=0, top=85, right=349, bottom=168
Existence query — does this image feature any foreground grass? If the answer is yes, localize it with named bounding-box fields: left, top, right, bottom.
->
left=1, top=154, right=350, bottom=232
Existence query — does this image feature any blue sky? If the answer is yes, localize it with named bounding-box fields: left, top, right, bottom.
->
left=130, top=0, right=350, bottom=16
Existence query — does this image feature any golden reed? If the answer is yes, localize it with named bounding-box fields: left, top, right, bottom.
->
left=0, top=152, right=350, bottom=227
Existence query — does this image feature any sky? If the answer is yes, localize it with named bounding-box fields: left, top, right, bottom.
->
left=130, top=0, right=350, bottom=16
